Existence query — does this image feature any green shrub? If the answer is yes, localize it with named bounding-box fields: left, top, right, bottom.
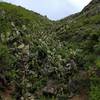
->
left=0, top=43, right=15, bottom=66
left=95, top=56, right=100, bottom=68
left=89, top=78, right=100, bottom=100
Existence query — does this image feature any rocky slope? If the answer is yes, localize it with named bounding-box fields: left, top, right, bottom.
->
left=0, top=0, right=100, bottom=99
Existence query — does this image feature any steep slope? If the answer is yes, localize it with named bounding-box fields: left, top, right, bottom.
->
left=53, top=0, right=100, bottom=99
left=0, top=2, right=54, bottom=99
left=0, top=0, right=100, bottom=100
left=55, top=0, right=100, bottom=68
left=0, top=2, right=52, bottom=31
left=0, top=2, right=62, bottom=100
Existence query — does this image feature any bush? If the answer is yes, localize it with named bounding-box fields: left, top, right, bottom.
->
left=89, top=77, right=100, bottom=100
left=0, top=43, right=15, bottom=66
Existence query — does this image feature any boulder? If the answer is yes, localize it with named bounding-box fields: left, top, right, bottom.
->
left=42, top=80, right=57, bottom=96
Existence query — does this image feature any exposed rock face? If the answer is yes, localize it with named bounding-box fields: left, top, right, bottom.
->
left=91, top=0, right=100, bottom=4
left=82, top=0, right=100, bottom=13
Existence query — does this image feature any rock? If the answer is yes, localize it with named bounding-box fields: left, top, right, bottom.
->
left=24, top=93, right=35, bottom=100
left=21, top=97, right=24, bottom=100
left=43, top=87, right=55, bottom=96
left=22, top=25, right=27, bottom=30
left=11, top=22, right=15, bottom=27
left=23, top=45, right=29, bottom=55
left=64, top=59, right=77, bottom=76
left=68, top=79, right=80, bottom=97
left=42, top=80, right=57, bottom=96
left=26, top=83, right=32, bottom=88
left=0, top=10, right=5, bottom=17
left=18, top=43, right=25, bottom=49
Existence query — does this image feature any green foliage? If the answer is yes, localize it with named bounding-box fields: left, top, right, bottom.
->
left=0, top=43, right=15, bottom=66
left=40, top=96, right=56, bottom=100
left=0, top=1, right=100, bottom=99
left=89, top=77, right=100, bottom=100
left=95, top=56, right=100, bottom=68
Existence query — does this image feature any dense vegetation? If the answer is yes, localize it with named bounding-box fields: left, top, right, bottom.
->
left=0, top=0, right=100, bottom=99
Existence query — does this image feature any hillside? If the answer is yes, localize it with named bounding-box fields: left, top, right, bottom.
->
left=0, top=0, right=100, bottom=100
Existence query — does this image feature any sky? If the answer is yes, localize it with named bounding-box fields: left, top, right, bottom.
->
left=3, top=0, right=92, bottom=20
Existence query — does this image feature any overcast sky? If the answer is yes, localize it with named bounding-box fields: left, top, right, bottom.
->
left=3, top=0, right=92, bottom=20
